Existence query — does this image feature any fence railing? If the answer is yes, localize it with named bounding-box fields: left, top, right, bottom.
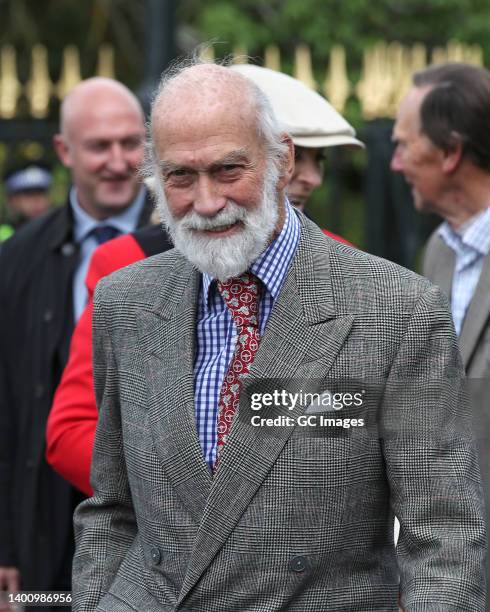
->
left=0, top=41, right=483, bottom=120
left=0, top=44, right=115, bottom=119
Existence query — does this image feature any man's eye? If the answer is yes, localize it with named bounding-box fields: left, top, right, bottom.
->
left=122, top=138, right=143, bottom=150
left=216, top=165, right=242, bottom=179
left=88, top=142, right=108, bottom=152
left=165, top=168, right=191, bottom=180
left=164, top=169, right=194, bottom=186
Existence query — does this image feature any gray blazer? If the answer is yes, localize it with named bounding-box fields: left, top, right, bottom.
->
left=423, top=230, right=490, bottom=376
left=73, top=215, right=486, bottom=611
left=424, top=229, right=490, bottom=610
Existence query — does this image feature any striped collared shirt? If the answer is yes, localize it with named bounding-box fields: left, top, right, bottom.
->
left=194, top=201, right=301, bottom=471
left=438, top=206, right=490, bottom=335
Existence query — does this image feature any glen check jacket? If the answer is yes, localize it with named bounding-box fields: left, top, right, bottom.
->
left=73, top=214, right=486, bottom=611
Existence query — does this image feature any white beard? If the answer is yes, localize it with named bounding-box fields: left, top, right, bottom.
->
left=155, top=163, right=281, bottom=281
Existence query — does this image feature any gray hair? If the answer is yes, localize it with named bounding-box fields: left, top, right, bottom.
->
left=141, top=53, right=289, bottom=182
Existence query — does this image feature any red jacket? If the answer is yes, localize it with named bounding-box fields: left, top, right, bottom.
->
left=46, top=226, right=352, bottom=495
left=46, top=225, right=171, bottom=495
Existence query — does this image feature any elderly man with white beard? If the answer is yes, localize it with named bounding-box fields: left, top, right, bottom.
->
left=72, top=60, right=486, bottom=612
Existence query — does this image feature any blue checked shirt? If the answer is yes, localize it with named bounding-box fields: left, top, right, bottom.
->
left=438, top=206, right=490, bottom=336
left=194, top=201, right=301, bottom=471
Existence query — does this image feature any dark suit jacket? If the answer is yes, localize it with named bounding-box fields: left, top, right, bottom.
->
left=0, top=193, right=152, bottom=591
left=47, top=225, right=172, bottom=496
left=73, top=214, right=486, bottom=611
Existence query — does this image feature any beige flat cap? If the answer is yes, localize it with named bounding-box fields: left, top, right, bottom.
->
left=231, top=64, right=364, bottom=149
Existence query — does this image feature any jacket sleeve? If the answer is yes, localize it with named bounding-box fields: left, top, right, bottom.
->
left=0, top=247, right=16, bottom=567
left=46, top=300, right=96, bottom=496
left=382, top=284, right=487, bottom=610
left=72, top=279, right=137, bottom=611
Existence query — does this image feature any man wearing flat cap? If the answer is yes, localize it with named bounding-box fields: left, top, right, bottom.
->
left=232, top=64, right=363, bottom=213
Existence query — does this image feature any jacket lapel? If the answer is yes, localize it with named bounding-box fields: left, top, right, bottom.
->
left=425, top=237, right=454, bottom=301
left=177, top=217, right=354, bottom=604
left=136, top=188, right=155, bottom=228
left=137, top=260, right=212, bottom=524
left=459, top=252, right=490, bottom=369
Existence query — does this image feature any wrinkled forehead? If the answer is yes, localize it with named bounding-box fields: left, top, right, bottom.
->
left=152, top=66, right=259, bottom=136
left=396, top=86, right=432, bottom=133
left=152, top=114, right=266, bottom=176
left=153, top=64, right=252, bottom=111
left=154, top=103, right=259, bottom=149
left=151, top=73, right=265, bottom=162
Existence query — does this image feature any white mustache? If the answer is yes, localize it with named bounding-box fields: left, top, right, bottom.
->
left=179, top=201, right=247, bottom=231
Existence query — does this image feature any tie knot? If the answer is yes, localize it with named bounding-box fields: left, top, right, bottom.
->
left=90, top=225, right=120, bottom=245
left=217, top=272, right=261, bottom=328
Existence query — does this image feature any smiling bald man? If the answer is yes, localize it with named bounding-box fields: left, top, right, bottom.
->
left=0, top=77, right=156, bottom=610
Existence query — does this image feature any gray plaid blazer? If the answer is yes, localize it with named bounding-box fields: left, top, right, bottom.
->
left=73, top=214, right=486, bottom=611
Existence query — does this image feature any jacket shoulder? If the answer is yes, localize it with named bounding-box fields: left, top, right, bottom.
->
left=0, top=206, right=70, bottom=289
left=302, top=215, right=436, bottom=313
left=94, top=249, right=188, bottom=309
left=340, top=245, right=435, bottom=311
left=0, top=206, right=65, bottom=252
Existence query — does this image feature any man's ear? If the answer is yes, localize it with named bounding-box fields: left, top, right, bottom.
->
left=277, top=134, right=295, bottom=189
left=442, top=133, right=463, bottom=174
left=53, top=133, right=72, bottom=168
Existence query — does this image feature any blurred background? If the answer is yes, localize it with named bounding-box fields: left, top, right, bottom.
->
left=1, top=0, right=489, bottom=269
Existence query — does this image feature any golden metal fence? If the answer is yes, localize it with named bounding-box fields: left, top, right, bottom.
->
left=0, top=41, right=483, bottom=120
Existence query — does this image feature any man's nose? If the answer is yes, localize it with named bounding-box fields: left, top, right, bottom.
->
left=298, top=160, right=323, bottom=189
left=107, top=144, right=128, bottom=173
left=193, top=174, right=227, bottom=216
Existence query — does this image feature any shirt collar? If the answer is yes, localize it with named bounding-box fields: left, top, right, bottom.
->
left=438, top=206, right=490, bottom=257
left=70, top=186, right=146, bottom=243
left=202, top=199, right=300, bottom=308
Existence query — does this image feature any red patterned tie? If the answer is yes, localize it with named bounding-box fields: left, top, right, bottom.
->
left=215, top=272, right=262, bottom=470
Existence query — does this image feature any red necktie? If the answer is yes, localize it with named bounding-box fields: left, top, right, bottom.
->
left=215, top=272, right=261, bottom=470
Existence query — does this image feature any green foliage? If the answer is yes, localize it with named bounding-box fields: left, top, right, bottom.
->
left=2, top=1, right=490, bottom=91
left=178, top=0, right=490, bottom=69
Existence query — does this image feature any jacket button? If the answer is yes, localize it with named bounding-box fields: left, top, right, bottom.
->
left=61, top=242, right=76, bottom=257
left=290, top=555, right=308, bottom=573
left=43, top=309, right=53, bottom=323
left=34, top=384, right=45, bottom=398
left=150, top=546, right=161, bottom=565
